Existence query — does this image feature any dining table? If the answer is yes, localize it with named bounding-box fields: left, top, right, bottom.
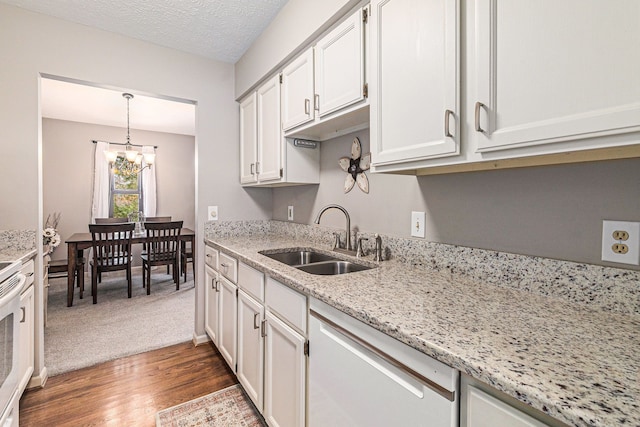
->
left=64, top=228, right=195, bottom=307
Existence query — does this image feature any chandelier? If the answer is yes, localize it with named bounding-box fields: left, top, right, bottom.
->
left=104, top=93, right=155, bottom=176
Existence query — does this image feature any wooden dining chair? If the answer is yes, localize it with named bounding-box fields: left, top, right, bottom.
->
left=94, top=217, right=129, bottom=224
left=89, top=223, right=135, bottom=304
left=180, top=240, right=194, bottom=283
left=142, top=216, right=172, bottom=273
left=141, top=221, right=183, bottom=294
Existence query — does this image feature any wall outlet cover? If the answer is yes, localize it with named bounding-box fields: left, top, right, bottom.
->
left=287, top=206, right=294, bottom=221
left=601, top=220, right=640, bottom=265
left=411, top=211, right=426, bottom=238
left=208, top=206, right=218, bottom=221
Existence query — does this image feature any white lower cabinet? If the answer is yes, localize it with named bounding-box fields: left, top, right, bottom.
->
left=461, top=374, right=565, bottom=427
left=237, top=289, right=265, bottom=412
left=218, top=276, right=237, bottom=370
left=204, top=265, right=220, bottom=344
left=18, top=283, right=34, bottom=394
left=264, top=311, right=306, bottom=427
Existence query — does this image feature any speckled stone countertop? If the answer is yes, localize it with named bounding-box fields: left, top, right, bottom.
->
left=205, top=226, right=639, bottom=427
left=0, top=230, right=37, bottom=263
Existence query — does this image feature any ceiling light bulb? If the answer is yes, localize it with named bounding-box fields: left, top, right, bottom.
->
left=125, top=148, right=139, bottom=162
left=104, top=150, right=118, bottom=163
left=142, top=152, right=156, bottom=165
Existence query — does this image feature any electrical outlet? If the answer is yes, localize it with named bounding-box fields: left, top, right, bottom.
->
left=208, top=206, right=218, bottom=221
left=287, top=206, right=294, bottom=221
left=601, top=220, right=640, bottom=265
left=411, top=211, right=425, bottom=238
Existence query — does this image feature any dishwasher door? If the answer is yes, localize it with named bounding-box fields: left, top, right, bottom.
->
left=309, top=300, right=458, bottom=427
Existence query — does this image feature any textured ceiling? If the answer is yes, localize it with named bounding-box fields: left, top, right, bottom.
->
left=0, top=0, right=288, bottom=63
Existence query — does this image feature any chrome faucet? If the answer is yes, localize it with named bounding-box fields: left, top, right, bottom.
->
left=314, top=204, right=352, bottom=252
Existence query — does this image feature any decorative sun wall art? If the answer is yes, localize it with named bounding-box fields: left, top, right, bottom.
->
left=339, top=137, right=371, bottom=194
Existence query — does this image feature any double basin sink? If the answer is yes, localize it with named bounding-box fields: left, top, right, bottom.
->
left=259, top=249, right=374, bottom=275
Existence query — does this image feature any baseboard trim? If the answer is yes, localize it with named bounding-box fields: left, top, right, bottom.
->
left=28, top=366, right=48, bottom=389
left=192, top=332, right=210, bottom=346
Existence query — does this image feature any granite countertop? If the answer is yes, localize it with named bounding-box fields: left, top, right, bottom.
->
left=206, top=234, right=640, bottom=427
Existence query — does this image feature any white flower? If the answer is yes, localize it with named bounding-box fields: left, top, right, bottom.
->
left=44, top=228, right=56, bottom=238
left=50, top=234, right=61, bottom=247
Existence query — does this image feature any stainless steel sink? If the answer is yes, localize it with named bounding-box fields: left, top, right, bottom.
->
left=259, top=249, right=374, bottom=275
left=260, top=250, right=337, bottom=266
left=296, top=260, right=372, bottom=275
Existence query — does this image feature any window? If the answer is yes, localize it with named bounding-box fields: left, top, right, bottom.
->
left=109, top=156, right=143, bottom=218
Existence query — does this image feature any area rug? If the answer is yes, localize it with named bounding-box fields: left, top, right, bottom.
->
left=156, top=384, right=265, bottom=427
left=46, top=267, right=195, bottom=376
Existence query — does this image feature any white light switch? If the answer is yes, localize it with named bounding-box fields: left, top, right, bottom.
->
left=287, top=206, right=294, bottom=221
left=208, top=206, right=218, bottom=221
left=411, top=211, right=425, bottom=238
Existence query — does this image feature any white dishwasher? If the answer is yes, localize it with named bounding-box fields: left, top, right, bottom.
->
left=309, top=299, right=458, bottom=427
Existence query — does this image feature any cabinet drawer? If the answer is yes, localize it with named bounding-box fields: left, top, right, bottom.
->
left=219, top=252, right=238, bottom=283
left=266, top=277, right=307, bottom=335
left=238, top=262, right=264, bottom=302
left=205, top=245, right=218, bottom=269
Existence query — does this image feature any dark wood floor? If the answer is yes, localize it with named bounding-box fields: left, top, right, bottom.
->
left=20, top=341, right=237, bottom=427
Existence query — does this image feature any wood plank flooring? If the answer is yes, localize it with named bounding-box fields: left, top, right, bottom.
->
left=20, top=341, right=237, bottom=427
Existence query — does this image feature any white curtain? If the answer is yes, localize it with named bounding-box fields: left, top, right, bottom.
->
left=91, top=141, right=111, bottom=222
left=141, top=145, right=157, bottom=217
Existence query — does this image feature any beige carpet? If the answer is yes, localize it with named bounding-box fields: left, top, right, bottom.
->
left=45, top=267, right=194, bottom=376
left=156, top=385, right=265, bottom=427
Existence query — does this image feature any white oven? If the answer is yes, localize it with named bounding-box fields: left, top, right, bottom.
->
left=0, top=261, right=25, bottom=427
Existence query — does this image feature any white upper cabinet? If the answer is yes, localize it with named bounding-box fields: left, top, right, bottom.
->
left=314, top=7, right=365, bottom=118
left=370, top=0, right=460, bottom=167
left=281, top=49, right=315, bottom=131
left=256, top=75, right=282, bottom=182
left=239, top=92, right=258, bottom=184
left=473, top=0, right=640, bottom=154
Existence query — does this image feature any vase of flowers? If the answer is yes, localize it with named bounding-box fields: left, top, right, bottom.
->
left=43, top=212, right=62, bottom=254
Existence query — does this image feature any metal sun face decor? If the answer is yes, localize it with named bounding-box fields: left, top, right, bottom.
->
left=339, top=137, right=371, bottom=194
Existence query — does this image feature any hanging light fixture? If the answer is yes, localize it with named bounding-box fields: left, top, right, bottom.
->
left=104, top=93, right=155, bottom=176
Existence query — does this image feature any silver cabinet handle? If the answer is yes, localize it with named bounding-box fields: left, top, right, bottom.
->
left=215, top=279, right=220, bottom=292
left=206, top=253, right=211, bottom=258
left=20, top=307, right=26, bottom=323
left=444, top=109, right=454, bottom=138
left=314, top=94, right=320, bottom=111
left=260, top=319, right=267, bottom=337
left=211, top=277, right=216, bottom=289
left=474, top=102, right=485, bottom=133
left=255, top=162, right=260, bottom=175
left=253, top=313, right=260, bottom=329
left=250, top=163, right=255, bottom=175
left=304, top=98, right=310, bottom=115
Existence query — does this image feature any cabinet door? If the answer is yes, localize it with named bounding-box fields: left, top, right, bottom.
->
left=18, top=285, right=34, bottom=393
left=370, top=0, right=460, bottom=166
left=237, top=290, right=265, bottom=412
left=282, top=48, right=315, bottom=130
left=314, top=8, right=365, bottom=117
left=257, top=75, right=282, bottom=182
left=240, top=92, right=258, bottom=184
left=204, top=265, right=219, bottom=344
left=264, top=311, right=306, bottom=427
left=474, top=0, right=640, bottom=153
left=465, top=386, right=549, bottom=427
left=218, top=276, right=237, bottom=371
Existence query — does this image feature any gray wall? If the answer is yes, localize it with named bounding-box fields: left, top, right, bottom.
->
left=272, top=130, right=640, bottom=270
left=42, top=118, right=196, bottom=263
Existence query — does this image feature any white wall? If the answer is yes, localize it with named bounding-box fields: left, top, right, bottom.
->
left=272, top=130, right=640, bottom=270
left=0, top=2, right=273, bottom=378
left=234, top=0, right=360, bottom=98
left=42, top=118, right=196, bottom=265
